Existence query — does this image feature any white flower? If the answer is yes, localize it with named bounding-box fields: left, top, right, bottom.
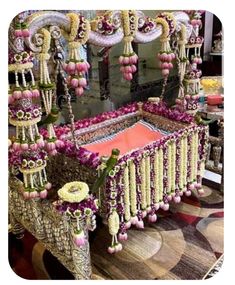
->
left=28, top=160, right=35, bottom=168
left=74, top=209, right=82, bottom=217
left=22, top=159, right=28, bottom=168
left=36, top=159, right=43, bottom=167
left=58, top=181, right=89, bottom=203
left=33, top=109, right=40, bottom=117
left=84, top=208, right=92, bottom=216
left=16, top=110, right=24, bottom=119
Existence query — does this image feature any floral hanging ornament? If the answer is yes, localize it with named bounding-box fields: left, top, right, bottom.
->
left=107, top=210, right=122, bottom=253
left=155, top=12, right=176, bottom=79
left=63, top=13, right=90, bottom=97
left=175, top=23, right=188, bottom=108
left=8, top=51, right=40, bottom=104
left=119, top=10, right=138, bottom=81
left=54, top=182, right=98, bottom=248
left=35, top=28, right=62, bottom=154
left=9, top=99, right=44, bottom=151
left=19, top=149, right=51, bottom=199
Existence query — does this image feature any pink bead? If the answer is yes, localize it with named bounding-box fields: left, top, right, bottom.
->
left=13, top=90, right=22, bottom=100
left=75, top=87, right=84, bottom=97
left=14, top=29, right=22, bottom=37
left=136, top=220, right=144, bottom=229
left=161, top=62, right=169, bottom=69
left=22, top=29, right=30, bottom=37
left=198, top=58, right=202, bottom=64
left=173, top=195, right=181, bottom=203
left=46, top=142, right=56, bottom=151
left=148, top=214, right=157, bottom=223
left=179, top=191, right=184, bottom=196
left=13, top=142, right=21, bottom=151
left=123, top=57, right=130, bottom=65
left=166, top=54, right=172, bottom=62
left=78, top=77, right=87, bottom=87
left=70, top=78, right=79, bottom=88
left=76, top=62, right=87, bottom=72
left=189, top=183, right=195, bottom=191
left=162, top=203, right=169, bottom=211
left=171, top=53, right=176, bottom=60
left=118, top=232, right=128, bottom=241
left=161, top=53, right=167, bottom=61
left=167, top=195, right=172, bottom=201
left=66, top=62, right=76, bottom=73
left=185, top=94, right=191, bottom=100
left=30, top=191, right=38, bottom=199
left=168, top=62, right=173, bottom=69
left=32, top=89, right=40, bottom=98
left=195, top=183, right=202, bottom=190
left=123, top=72, right=133, bottom=81
left=107, top=246, right=115, bottom=254
left=129, top=55, right=138, bottom=64
left=74, top=236, right=86, bottom=247
left=23, top=191, right=30, bottom=199
left=191, top=19, right=198, bottom=26
left=45, top=182, right=52, bottom=190
left=21, top=143, right=29, bottom=150
left=161, top=69, right=169, bottom=77
left=119, top=56, right=124, bottom=65
left=8, top=95, right=14, bottom=104
left=29, top=143, right=38, bottom=151
left=39, top=189, right=48, bottom=199
left=22, top=89, right=32, bottom=99
left=124, top=65, right=132, bottom=73
left=185, top=190, right=192, bottom=197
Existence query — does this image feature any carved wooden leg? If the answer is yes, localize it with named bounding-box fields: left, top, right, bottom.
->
left=10, top=213, right=25, bottom=239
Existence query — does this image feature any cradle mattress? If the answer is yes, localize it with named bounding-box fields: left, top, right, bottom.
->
left=84, top=120, right=167, bottom=156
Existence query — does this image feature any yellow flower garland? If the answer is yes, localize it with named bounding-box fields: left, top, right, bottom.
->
left=124, top=166, right=131, bottom=221
left=140, top=157, right=147, bottom=209
left=145, top=156, right=151, bottom=207
left=65, top=13, right=80, bottom=42
left=129, top=160, right=137, bottom=215
left=171, top=141, right=176, bottom=192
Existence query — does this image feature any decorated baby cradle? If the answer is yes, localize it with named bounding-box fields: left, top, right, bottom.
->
left=46, top=101, right=208, bottom=252
left=8, top=10, right=209, bottom=264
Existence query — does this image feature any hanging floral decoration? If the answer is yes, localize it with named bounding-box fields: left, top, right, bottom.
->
left=63, top=13, right=91, bottom=97
left=119, top=10, right=138, bottom=81
left=155, top=12, right=176, bottom=79
left=18, top=149, right=51, bottom=199
left=183, top=10, right=204, bottom=111
left=54, top=181, right=98, bottom=247
left=36, top=28, right=62, bottom=154
left=175, top=23, right=188, bottom=108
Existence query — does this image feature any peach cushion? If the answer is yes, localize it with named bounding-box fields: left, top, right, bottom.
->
left=84, top=121, right=165, bottom=157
